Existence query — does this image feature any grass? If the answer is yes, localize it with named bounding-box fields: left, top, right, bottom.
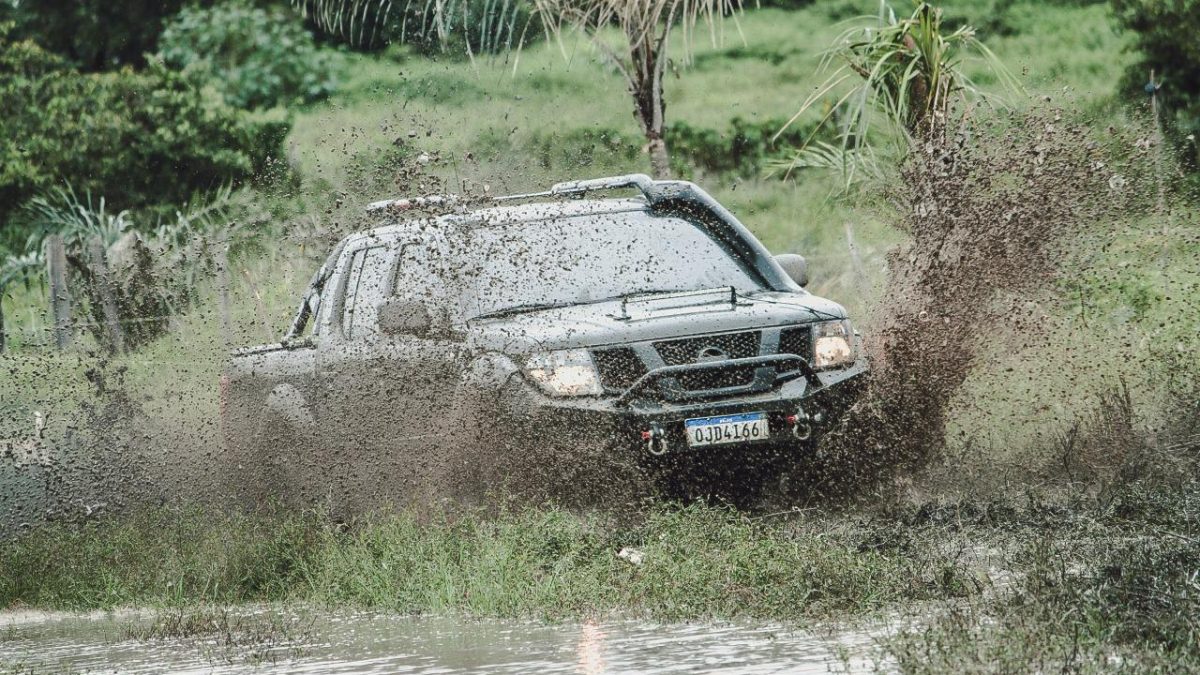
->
left=1, top=478, right=1197, bottom=671
left=119, top=605, right=312, bottom=666
left=884, top=481, right=1200, bottom=673
left=0, top=503, right=978, bottom=621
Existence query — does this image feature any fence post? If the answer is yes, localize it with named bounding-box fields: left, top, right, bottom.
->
left=45, top=234, right=72, bottom=350
left=87, top=236, right=125, bottom=354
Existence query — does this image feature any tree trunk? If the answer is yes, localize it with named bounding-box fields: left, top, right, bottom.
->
left=646, top=135, right=671, bottom=180
left=0, top=291, right=6, bottom=353
left=630, top=33, right=672, bottom=179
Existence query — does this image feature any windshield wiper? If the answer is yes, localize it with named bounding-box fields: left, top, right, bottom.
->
left=471, top=301, right=577, bottom=321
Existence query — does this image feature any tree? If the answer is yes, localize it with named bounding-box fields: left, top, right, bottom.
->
left=532, top=0, right=741, bottom=178
left=295, top=0, right=743, bottom=178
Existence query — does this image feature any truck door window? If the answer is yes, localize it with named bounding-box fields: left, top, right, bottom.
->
left=341, top=246, right=395, bottom=340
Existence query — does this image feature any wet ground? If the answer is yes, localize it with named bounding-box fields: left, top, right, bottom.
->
left=0, top=608, right=892, bottom=674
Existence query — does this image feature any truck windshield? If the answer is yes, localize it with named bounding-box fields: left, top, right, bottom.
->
left=394, top=210, right=765, bottom=322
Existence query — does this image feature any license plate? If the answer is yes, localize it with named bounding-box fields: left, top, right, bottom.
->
left=684, top=412, right=770, bottom=447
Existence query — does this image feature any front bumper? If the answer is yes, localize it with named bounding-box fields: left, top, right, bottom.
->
left=488, top=355, right=867, bottom=458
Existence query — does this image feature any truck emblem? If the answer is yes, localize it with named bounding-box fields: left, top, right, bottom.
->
left=696, top=346, right=728, bottom=363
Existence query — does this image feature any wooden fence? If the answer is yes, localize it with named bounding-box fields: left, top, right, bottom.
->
left=0, top=235, right=237, bottom=354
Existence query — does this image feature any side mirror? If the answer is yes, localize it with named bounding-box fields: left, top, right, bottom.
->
left=775, top=254, right=809, bottom=287
left=377, top=297, right=432, bottom=337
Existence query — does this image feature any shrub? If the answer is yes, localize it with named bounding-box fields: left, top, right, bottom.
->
left=664, top=117, right=836, bottom=178
left=159, top=1, right=340, bottom=110
left=0, top=29, right=291, bottom=249
left=1112, top=0, right=1200, bottom=173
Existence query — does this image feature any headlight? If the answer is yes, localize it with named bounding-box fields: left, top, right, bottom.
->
left=523, top=349, right=604, bottom=396
left=812, top=319, right=855, bottom=369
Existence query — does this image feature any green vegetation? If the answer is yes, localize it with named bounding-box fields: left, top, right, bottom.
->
left=888, top=481, right=1200, bottom=672
left=0, top=0, right=199, bottom=71
left=1112, top=0, right=1200, bottom=175
left=0, top=28, right=290, bottom=251
left=160, top=2, right=341, bottom=109
left=295, top=0, right=538, bottom=54
left=0, top=502, right=976, bottom=618
left=1, top=479, right=1196, bottom=670
left=666, top=116, right=837, bottom=178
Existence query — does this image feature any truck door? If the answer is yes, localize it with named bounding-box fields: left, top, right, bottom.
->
left=314, top=241, right=396, bottom=510
left=315, top=239, right=466, bottom=511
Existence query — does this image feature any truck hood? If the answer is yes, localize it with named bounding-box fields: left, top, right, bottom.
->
left=466, top=291, right=847, bottom=355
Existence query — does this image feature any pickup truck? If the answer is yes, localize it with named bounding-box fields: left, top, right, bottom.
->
left=221, top=174, right=866, bottom=510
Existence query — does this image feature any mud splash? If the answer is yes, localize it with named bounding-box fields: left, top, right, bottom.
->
left=817, top=107, right=1169, bottom=490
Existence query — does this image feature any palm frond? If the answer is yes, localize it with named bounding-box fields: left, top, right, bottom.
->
left=777, top=0, right=1022, bottom=184
left=531, top=0, right=743, bottom=66
left=294, top=0, right=530, bottom=52
left=24, top=186, right=131, bottom=250
left=766, top=140, right=883, bottom=190
left=0, top=251, right=45, bottom=293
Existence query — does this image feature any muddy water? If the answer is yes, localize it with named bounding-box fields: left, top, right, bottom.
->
left=0, top=609, right=890, bottom=673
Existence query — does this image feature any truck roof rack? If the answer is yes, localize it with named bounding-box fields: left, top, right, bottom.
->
left=367, top=174, right=681, bottom=214
left=492, top=173, right=667, bottom=204
left=365, top=194, right=459, bottom=213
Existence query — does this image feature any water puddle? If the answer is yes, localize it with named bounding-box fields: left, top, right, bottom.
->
left=0, top=608, right=892, bottom=673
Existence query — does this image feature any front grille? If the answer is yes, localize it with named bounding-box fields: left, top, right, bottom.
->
left=675, top=364, right=759, bottom=393
left=592, top=347, right=647, bottom=391
left=653, top=331, right=761, bottom=366
left=778, top=327, right=812, bottom=360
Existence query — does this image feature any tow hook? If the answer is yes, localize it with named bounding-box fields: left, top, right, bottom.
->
left=641, top=424, right=668, bottom=456
left=785, top=409, right=821, bottom=441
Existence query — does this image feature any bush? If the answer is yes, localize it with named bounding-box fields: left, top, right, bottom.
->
left=0, top=30, right=291, bottom=251
left=160, top=1, right=340, bottom=110
left=665, top=116, right=836, bottom=178
left=1112, top=0, right=1200, bottom=173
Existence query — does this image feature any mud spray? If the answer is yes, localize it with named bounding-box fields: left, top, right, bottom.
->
left=804, top=104, right=1196, bottom=498
left=2, top=103, right=1197, bottom=528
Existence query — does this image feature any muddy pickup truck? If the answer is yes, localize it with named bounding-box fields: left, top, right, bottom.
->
left=222, top=174, right=866, bottom=509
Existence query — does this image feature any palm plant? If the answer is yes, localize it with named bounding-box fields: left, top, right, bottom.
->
left=295, top=0, right=744, bottom=178
left=774, top=1, right=1019, bottom=183
left=24, top=187, right=132, bottom=253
